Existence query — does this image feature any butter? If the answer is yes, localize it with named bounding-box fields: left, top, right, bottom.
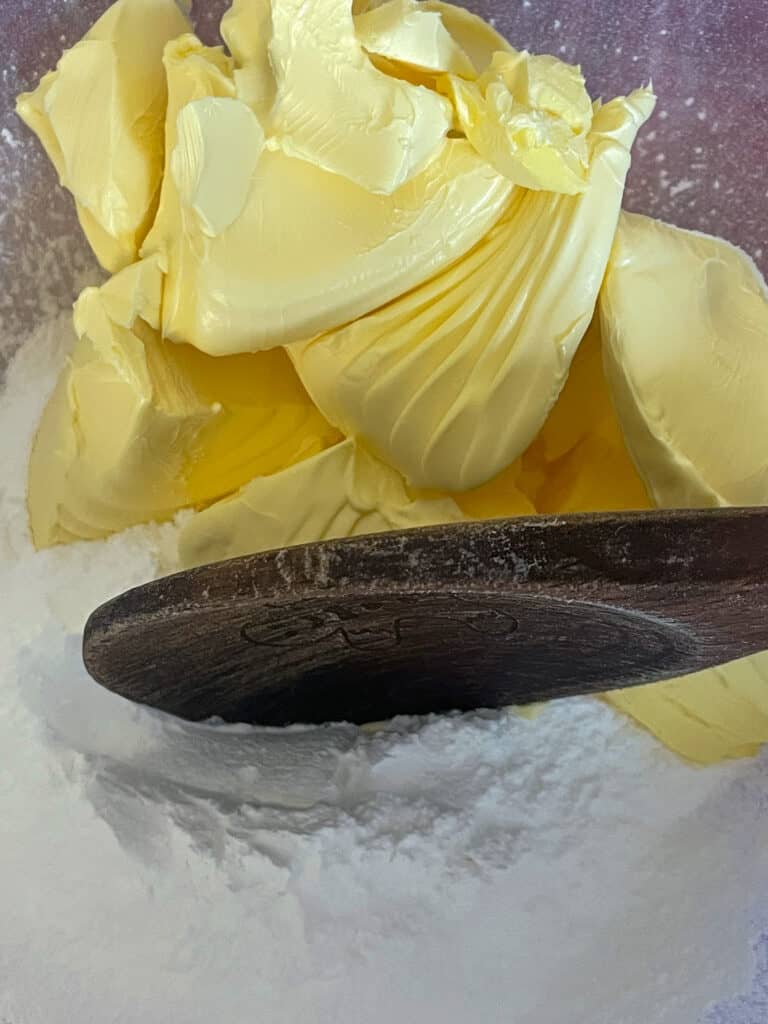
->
left=601, top=213, right=768, bottom=508
left=141, top=34, right=236, bottom=261
left=355, top=0, right=476, bottom=78
left=454, top=316, right=652, bottom=517
left=143, top=7, right=513, bottom=357
left=430, top=299, right=768, bottom=768
left=269, top=0, right=452, bottom=193
left=179, top=439, right=463, bottom=567
left=153, top=109, right=512, bottom=354
left=595, top=212, right=768, bottom=763
left=444, top=49, right=593, bottom=193
left=289, top=88, right=654, bottom=491
left=453, top=461, right=536, bottom=520
left=28, top=258, right=339, bottom=546
left=16, top=0, right=191, bottom=272
left=605, top=653, right=768, bottom=765
left=220, top=0, right=275, bottom=118
left=173, top=98, right=266, bottom=236
left=423, top=2, right=512, bottom=73
left=519, top=315, right=652, bottom=514
left=222, top=0, right=452, bottom=193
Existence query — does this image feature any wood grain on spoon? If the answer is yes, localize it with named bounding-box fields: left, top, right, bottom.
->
left=83, top=508, right=768, bottom=726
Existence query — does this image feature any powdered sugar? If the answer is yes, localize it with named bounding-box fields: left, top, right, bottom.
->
left=1, top=318, right=767, bottom=1023
left=3, top=0, right=768, bottom=1015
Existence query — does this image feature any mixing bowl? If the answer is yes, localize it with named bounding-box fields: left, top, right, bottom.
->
left=1, top=0, right=766, bottom=373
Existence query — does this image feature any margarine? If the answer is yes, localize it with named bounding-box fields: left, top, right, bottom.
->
left=16, top=0, right=190, bottom=272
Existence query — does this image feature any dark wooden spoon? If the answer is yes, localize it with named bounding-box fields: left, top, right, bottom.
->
left=83, top=507, right=768, bottom=726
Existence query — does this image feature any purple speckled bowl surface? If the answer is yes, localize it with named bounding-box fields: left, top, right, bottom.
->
left=1, top=0, right=766, bottom=355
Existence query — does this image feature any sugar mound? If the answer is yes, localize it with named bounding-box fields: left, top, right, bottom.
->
left=1, top=317, right=767, bottom=1023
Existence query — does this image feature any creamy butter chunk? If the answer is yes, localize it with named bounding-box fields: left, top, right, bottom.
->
left=422, top=1, right=512, bottom=74
left=220, top=0, right=276, bottom=118
left=144, top=4, right=516, bottom=357
left=179, top=439, right=464, bottom=567
left=16, top=0, right=191, bottom=272
left=355, top=0, right=476, bottom=77
left=142, top=34, right=237, bottom=260
left=141, top=7, right=514, bottom=356
left=223, top=0, right=453, bottom=191
left=438, top=317, right=650, bottom=521
left=155, top=109, right=512, bottom=354
left=28, top=258, right=339, bottom=547
left=601, top=213, right=768, bottom=508
left=604, top=652, right=768, bottom=765
left=266, top=0, right=452, bottom=193
left=172, top=98, right=266, bottom=236
left=289, top=88, right=655, bottom=492
left=444, top=48, right=594, bottom=193
left=517, top=316, right=652, bottom=514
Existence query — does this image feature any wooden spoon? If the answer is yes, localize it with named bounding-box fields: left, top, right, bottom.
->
left=83, top=508, right=768, bottom=726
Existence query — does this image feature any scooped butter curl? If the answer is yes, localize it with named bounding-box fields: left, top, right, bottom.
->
left=601, top=213, right=768, bottom=508
left=605, top=652, right=768, bottom=765
left=289, top=88, right=655, bottom=491
left=422, top=1, right=513, bottom=74
left=142, top=34, right=237, bottom=259
left=355, top=0, right=477, bottom=78
left=266, top=0, right=452, bottom=193
left=16, top=0, right=191, bottom=272
left=443, top=48, right=594, bottom=193
left=152, top=105, right=512, bottom=354
left=28, top=258, right=339, bottom=546
left=179, top=439, right=463, bottom=568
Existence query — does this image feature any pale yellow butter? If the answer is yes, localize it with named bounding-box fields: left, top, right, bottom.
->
left=220, top=0, right=275, bottom=118
left=289, top=89, right=655, bottom=492
left=519, top=314, right=653, bottom=514
left=444, top=48, right=594, bottom=193
left=141, top=33, right=237, bottom=261
left=355, top=0, right=476, bottom=78
left=144, top=4, right=513, bottom=357
left=605, top=653, right=768, bottom=765
left=28, top=258, right=339, bottom=546
left=179, top=439, right=464, bottom=568
left=266, top=0, right=452, bottom=193
left=423, top=1, right=513, bottom=74
left=16, top=0, right=191, bottom=272
left=601, top=213, right=768, bottom=508
left=154, top=109, right=512, bottom=355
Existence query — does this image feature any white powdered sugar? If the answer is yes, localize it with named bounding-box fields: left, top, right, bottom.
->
left=1, top=315, right=768, bottom=1024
